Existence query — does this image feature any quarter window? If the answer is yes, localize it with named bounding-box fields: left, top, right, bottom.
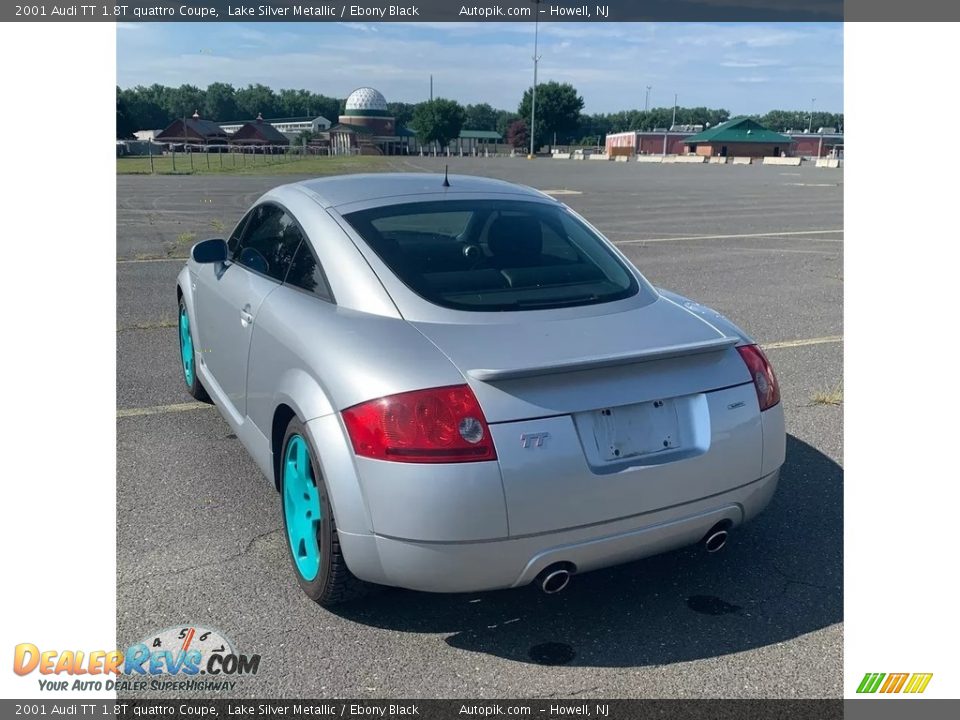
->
left=234, top=204, right=304, bottom=282
left=285, top=241, right=333, bottom=301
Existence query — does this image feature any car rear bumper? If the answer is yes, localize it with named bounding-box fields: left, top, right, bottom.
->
left=337, top=467, right=779, bottom=593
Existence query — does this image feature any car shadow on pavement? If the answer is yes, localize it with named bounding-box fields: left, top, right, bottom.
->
left=329, top=434, right=842, bottom=667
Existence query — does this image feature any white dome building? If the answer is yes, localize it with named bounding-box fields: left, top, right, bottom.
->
left=333, top=86, right=414, bottom=156
left=344, top=87, right=389, bottom=115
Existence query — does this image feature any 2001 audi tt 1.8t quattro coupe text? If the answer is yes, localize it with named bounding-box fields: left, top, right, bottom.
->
left=176, top=173, right=785, bottom=605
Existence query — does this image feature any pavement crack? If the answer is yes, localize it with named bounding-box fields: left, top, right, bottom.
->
left=117, top=527, right=282, bottom=589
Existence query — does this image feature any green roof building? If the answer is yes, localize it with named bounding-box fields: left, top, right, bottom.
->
left=682, top=117, right=793, bottom=158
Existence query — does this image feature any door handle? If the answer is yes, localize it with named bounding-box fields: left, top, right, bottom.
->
left=240, top=306, right=254, bottom=327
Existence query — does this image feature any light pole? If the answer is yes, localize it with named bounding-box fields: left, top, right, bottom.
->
left=662, top=93, right=677, bottom=155
left=808, top=97, right=816, bottom=133
left=644, top=85, right=651, bottom=112
left=529, top=0, right=542, bottom=158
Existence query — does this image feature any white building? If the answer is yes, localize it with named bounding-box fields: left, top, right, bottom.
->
left=219, top=115, right=331, bottom=136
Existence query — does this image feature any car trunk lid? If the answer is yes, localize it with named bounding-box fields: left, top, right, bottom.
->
left=411, top=296, right=762, bottom=535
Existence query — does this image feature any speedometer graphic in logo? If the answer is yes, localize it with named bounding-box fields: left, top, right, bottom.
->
left=136, top=625, right=234, bottom=672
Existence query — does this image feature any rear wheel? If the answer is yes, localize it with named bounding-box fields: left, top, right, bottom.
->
left=280, top=418, right=368, bottom=606
left=178, top=296, right=209, bottom=402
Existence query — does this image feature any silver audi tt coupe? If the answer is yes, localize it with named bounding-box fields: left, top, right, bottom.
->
left=176, top=173, right=785, bottom=605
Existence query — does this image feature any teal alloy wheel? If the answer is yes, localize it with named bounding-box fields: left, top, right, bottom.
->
left=283, top=434, right=322, bottom=582
left=179, top=305, right=194, bottom=387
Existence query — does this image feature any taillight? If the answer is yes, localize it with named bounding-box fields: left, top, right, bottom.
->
left=736, top=344, right=781, bottom=411
left=341, top=385, right=497, bottom=463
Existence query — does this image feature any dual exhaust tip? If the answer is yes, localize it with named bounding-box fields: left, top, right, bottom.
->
left=536, top=564, right=574, bottom=594
left=533, top=524, right=731, bottom=595
left=702, top=523, right=730, bottom=553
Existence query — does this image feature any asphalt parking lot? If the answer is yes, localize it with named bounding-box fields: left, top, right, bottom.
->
left=116, top=158, right=843, bottom=698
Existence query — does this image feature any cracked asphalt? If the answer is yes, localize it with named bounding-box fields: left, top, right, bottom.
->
left=117, top=159, right=842, bottom=698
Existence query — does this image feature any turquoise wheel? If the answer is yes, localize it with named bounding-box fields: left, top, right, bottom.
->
left=279, top=418, right=369, bottom=605
left=177, top=295, right=209, bottom=402
left=179, top=304, right=194, bottom=386
left=283, top=434, right=322, bottom=581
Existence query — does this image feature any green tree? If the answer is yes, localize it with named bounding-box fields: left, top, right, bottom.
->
left=495, top=110, right=519, bottom=137
left=164, top=84, right=205, bottom=120
left=464, top=102, right=498, bottom=131
left=235, top=83, right=278, bottom=120
left=203, top=82, right=238, bottom=121
left=518, top=81, right=584, bottom=148
left=116, top=87, right=135, bottom=138
left=411, top=98, right=466, bottom=148
left=387, top=102, right=417, bottom=130
left=315, top=95, right=343, bottom=123
left=277, top=88, right=315, bottom=117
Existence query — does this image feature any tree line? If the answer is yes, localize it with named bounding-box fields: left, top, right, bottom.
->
left=117, top=82, right=843, bottom=148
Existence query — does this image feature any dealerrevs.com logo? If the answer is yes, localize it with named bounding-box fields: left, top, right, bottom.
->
left=13, top=625, right=260, bottom=693
left=856, top=672, right=933, bottom=694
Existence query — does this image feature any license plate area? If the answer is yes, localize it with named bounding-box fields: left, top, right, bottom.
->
left=591, top=399, right=681, bottom=461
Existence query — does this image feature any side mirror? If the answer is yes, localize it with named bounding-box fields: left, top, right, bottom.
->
left=191, top=238, right=228, bottom=264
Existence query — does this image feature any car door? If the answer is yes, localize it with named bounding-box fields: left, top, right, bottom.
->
left=194, top=202, right=301, bottom=417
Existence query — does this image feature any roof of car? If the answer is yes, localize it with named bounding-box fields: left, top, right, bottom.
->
left=283, top=173, right=548, bottom=209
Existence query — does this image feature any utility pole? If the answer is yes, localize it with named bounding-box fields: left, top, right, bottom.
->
left=644, top=85, right=651, bottom=112
left=529, top=0, right=542, bottom=158
left=808, top=97, right=816, bottom=133
left=430, top=75, right=433, bottom=102
left=662, top=93, right=677, bottom=155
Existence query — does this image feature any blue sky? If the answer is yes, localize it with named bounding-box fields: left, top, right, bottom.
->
left=116, top=22, right=842, bottom=115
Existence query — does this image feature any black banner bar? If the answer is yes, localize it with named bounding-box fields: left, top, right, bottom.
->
left=0, top=699, right=848, bottom=719
left=7, top=1, right=845, bottom=23
left=7, top=699, right=960, bottom=720
left=9, top=0, right=960, bottom=22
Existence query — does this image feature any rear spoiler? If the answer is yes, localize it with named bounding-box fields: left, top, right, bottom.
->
left=467, top=336, right=740, bottom=382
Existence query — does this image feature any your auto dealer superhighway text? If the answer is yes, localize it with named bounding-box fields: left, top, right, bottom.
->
left=226, top=4, right=420, bottom=17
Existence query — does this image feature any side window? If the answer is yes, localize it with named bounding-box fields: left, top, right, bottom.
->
left=234, top=204, right=303, bottom=282
left=226, top=210, right=253, bottom=256
left=285, top=240, right=333, bottom=301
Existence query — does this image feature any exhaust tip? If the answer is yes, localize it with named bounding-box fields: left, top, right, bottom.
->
left=536, top=564, right=574, bottom=594
left=541, top=570, right=571, bottom=594
left=704, top=530, right=728, bottom=553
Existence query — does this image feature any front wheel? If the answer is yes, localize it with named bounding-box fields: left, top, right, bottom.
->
left=178, top=296, right=210, bottom=402
left=280, top=418, right=369, bottom=606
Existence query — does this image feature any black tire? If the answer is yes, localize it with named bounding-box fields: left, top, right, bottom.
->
left=279, top=417, right=369, bottom=606
left=177, top=295, right=210, bottom=403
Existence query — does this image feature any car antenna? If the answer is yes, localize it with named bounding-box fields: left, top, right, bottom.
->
left=442, top=165, right=450, bottom=187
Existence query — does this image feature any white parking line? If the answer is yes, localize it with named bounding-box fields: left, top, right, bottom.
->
left=117, top=401, right=212, bottom=418
left=117, top=257, right=186, bottom=264
left=762, top=335, right=842, bottom=350
left=116, top=335, right=843, bottom=419
left=616, top=229, right=843, bottom=245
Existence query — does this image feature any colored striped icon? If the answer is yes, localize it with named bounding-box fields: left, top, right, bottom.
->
left=857, top=672, right=933, bottom=694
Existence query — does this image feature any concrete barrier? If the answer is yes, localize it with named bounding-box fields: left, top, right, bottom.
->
left=816, top=158, right=840, bottom=168
left=708, top=156, right=729, bottom=164
left=589, top=153, right=611, bottom=161
left=614, top=155, right=629, bottom=162
left=762, top=156, right=802, bottom=166
left=662, top=155, right=677, bottom=164
left=634, top=155, right=663, bottom=163
left=732, top=157, right=753, bottom=165
left=675, top=155, right=707, bottom=164
left=552, top=152, right=571, bottom=159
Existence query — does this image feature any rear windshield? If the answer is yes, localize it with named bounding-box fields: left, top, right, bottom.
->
left=342, top=199, right=638, bottom=311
